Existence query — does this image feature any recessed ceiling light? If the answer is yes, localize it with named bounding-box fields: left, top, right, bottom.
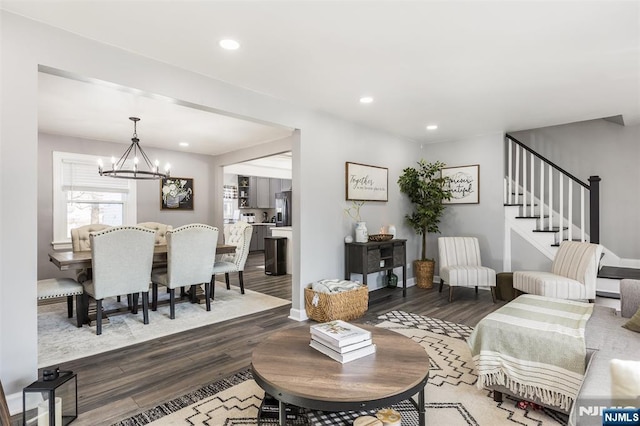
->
left=426, top=124, right=438, bottom=130
left=359, top=96, right=374, bottom=104
left=219, top=39, right=240, bottom=50
left=179, top=142, right=189, bottom=147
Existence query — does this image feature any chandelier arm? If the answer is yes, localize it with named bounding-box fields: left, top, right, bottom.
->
left=114, top=141, right=136, bottom=170
left=136, top=143, right=156, bottom=170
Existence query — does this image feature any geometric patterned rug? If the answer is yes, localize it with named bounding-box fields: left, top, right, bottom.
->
left=112, top=311, right=569, bottom=425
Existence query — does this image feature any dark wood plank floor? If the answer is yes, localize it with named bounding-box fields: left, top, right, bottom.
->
left=16, top=253, right=506, bottom=426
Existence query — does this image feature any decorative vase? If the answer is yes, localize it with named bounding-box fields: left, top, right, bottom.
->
left=165, top=195, right=180, bottom=208
left=388, top=225, right=396, bottom=239
left=414, top=259, right=435, bottom=289
left=386, top=271, right=398, bottom=288
left=355, top=221, right=368, bottom=243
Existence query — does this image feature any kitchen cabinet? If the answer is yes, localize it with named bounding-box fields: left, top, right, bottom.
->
left=249, top=224, right=274, bottom=252
left=238, top=175, right=250, bottom=208
left=256, top=177, right=270, bottom=208
left=269, top=178, right=281, bottom=208
left=280, top=179, right=292, bottom=191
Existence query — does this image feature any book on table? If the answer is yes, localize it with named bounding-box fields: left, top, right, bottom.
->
left=310, top=339, right=376, bottom=363
left=309, top=320, right=372, bottom=348
left=311, top=334, right=373, bottom=354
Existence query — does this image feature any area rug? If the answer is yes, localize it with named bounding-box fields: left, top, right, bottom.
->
left=38, top=281, right=290, bottom=368
left=112, top=311, right=569, bottom=426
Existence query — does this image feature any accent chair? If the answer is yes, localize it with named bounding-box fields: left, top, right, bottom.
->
left=137, top=222, right=173, bottom=245
left=438, top=237, right=497, bottom=303
left=513, top=240, right=604, bottom=302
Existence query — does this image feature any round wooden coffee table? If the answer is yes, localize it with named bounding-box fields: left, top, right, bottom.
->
left=251, top=324, right=429, bottom=425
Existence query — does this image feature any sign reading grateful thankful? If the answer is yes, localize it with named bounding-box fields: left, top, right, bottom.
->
left=345, top=162, right=388, bottom=202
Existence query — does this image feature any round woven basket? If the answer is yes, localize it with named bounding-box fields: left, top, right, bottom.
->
left=414, top=259, right=435, bottom=289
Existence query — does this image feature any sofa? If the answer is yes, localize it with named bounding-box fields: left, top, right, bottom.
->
left=477, top=279, right=640, bottom=424
left=568, top=278, right=640, bottom=425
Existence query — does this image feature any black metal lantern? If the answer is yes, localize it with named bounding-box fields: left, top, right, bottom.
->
left=22, top=369, right=77, bottom=426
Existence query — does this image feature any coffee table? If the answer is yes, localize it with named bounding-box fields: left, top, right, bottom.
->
left=251, top=324, right=429, bottom=425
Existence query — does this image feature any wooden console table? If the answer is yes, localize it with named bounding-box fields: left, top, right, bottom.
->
left=344, top=239, right=407, bottom=297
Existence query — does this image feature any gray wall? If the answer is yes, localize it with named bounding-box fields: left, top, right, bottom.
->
left=420, top=132, right=505, bottom=274
left=38, top=132, right=217, bottom=280
left=511, top=119, right=640, bottom=259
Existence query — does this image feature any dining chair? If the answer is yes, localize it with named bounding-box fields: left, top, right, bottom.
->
left=438, top=237, right=497, bottom=303
left=70, top=224, right=112, bottom=284
left=137, top=222, right=173, bottom=245
left=513, top=240, right=603, bottom=302
left=210, top=221, right=252, bottom=298
left=151, top=224, right=218, bottom=319
left=82, top=226, right=155, bottom=335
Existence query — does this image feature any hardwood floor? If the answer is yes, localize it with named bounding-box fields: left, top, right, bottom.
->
left=17, top=252, right=506, bottom=426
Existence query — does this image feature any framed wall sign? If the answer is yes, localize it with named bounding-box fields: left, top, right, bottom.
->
left=160, top=177, right=194, bottom=210
left=441, top=164, right=480, bottom=204
left=345, top=162, right=388, bottom=202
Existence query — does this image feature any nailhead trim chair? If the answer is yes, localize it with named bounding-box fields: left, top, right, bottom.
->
left=438, top=237, right=497, bottom=303
left=210, top=222, right=252, bottom=298
left=70, top=224, right=112, bottom=284
left=82, top=226, right=156, bottom=335
left=513, top=241, right=604, bottom=302
left=137, top=222, right=173, bottom=246
left=151, top=224, right=218, bottom=319
left=37, top=278, right=84, bottom=327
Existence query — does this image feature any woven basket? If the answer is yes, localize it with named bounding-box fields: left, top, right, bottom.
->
left=414, top=259, right=435, bottom=289
left=304, top=285, right=368, bottom=322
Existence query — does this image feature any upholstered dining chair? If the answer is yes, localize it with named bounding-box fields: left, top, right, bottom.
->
left=513, top=240, right=603, bottom=302
left=70, top=223, right=112, bottom=284
left=438, top=237, right=497, bottom=303
left=137, top=222, right=173, bottom=246
left=82, top=226, right=156, bottom=335
left=151, top=224, right=218, bottom=319
left=210, top=221, right=252, bottom=298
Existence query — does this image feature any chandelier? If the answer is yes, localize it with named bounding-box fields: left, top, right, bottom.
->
left=98, top=117, right=170, bottom=180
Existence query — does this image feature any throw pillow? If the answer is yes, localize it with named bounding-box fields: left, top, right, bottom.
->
left=610, top=359, right=640, bottom=398
left=622, top=306, right=640, bottom=333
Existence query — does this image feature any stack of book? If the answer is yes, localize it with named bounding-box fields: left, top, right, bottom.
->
left=309, top=320, right=376, bottom=363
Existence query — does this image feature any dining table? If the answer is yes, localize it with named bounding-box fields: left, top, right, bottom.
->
left=48, top=243, right=238, bottom=323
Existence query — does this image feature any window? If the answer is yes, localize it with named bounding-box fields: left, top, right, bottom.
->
left=52, top=152, right=137, bottom=249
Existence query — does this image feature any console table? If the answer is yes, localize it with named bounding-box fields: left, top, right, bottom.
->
left=344, top=239, right=407, bottom=297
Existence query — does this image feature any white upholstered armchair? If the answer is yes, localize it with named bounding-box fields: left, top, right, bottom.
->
left=438, top=237, right=497, bottom=303
left=70, top=223, right=112, bottom=284
left=210, top=221, right=252, bottom=297
left=513, top=241, right=603, bottom=302
left=82, top=226, right=156, bottom=335
left=151, top=224, right=218, bottom=318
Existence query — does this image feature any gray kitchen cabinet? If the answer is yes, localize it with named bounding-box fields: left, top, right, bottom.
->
left=250, top=225, right=270, bottom=252
left=248, top=176, right=258, bottom=208
left=256, top=177, right=270, bottom=208
left=280, top=178, right=292, bottom=191
left=269, top=178, right=281, bottom=208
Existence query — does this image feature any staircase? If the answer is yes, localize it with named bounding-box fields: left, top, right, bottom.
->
left=503, top=134, right=638, bottom=297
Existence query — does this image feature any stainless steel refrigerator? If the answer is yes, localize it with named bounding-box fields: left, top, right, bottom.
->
left=275, top=190, right=292, bottom=227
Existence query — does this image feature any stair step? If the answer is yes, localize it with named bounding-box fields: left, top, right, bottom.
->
left=598, top=266, right=640, bottom=280
left=533, top=227, right=568, bottom=233
left=551, top=239, right=585, bottom=247
left=515, top=215, right=549, bottom=219
left=504, top=203, right=539, bottom=207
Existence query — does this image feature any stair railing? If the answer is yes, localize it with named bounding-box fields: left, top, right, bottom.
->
left=504, top=134, right=600, bottom=244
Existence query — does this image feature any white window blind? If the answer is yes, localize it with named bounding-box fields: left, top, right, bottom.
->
left=62, top=159, right=130, bottom=192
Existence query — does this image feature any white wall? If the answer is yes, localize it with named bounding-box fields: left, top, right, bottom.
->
left=0, top=11, right=419, bottom=409
left=511, top=119, right=640, bottom=260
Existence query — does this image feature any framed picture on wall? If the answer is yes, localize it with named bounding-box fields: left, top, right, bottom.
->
left=345, top=162, right=388, bottom=202
left=160, top=177, right=194, bottom=210
left=441, top=164, right=480, bottom=204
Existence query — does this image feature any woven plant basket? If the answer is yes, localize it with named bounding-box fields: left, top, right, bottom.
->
left=414, top=259, right=435, bottom=289
left=304, top=285, right=368, bottom=322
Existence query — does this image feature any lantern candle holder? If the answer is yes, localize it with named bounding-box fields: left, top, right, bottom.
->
left=22, top=369, right=77, bottom=426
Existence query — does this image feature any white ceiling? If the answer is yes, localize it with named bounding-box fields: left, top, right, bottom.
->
left=4, top=1, right=640, bottom=149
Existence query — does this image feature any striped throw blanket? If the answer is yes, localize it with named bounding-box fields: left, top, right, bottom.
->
left=467, top=294, right=593, bottom=411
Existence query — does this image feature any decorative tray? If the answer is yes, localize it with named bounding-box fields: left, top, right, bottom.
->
left=368, top=234, right=393, bottom=242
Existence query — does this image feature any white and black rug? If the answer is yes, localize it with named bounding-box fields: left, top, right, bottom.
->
left=111, top=311, right=568, bottom=426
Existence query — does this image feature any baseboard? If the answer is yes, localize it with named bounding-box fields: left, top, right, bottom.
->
left=7, top=390, right=22, bottom=416
left=288, top=307, right=308, bottom=322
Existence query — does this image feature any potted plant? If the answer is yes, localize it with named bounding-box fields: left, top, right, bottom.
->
left=397, top=160, right=452, bottom=288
